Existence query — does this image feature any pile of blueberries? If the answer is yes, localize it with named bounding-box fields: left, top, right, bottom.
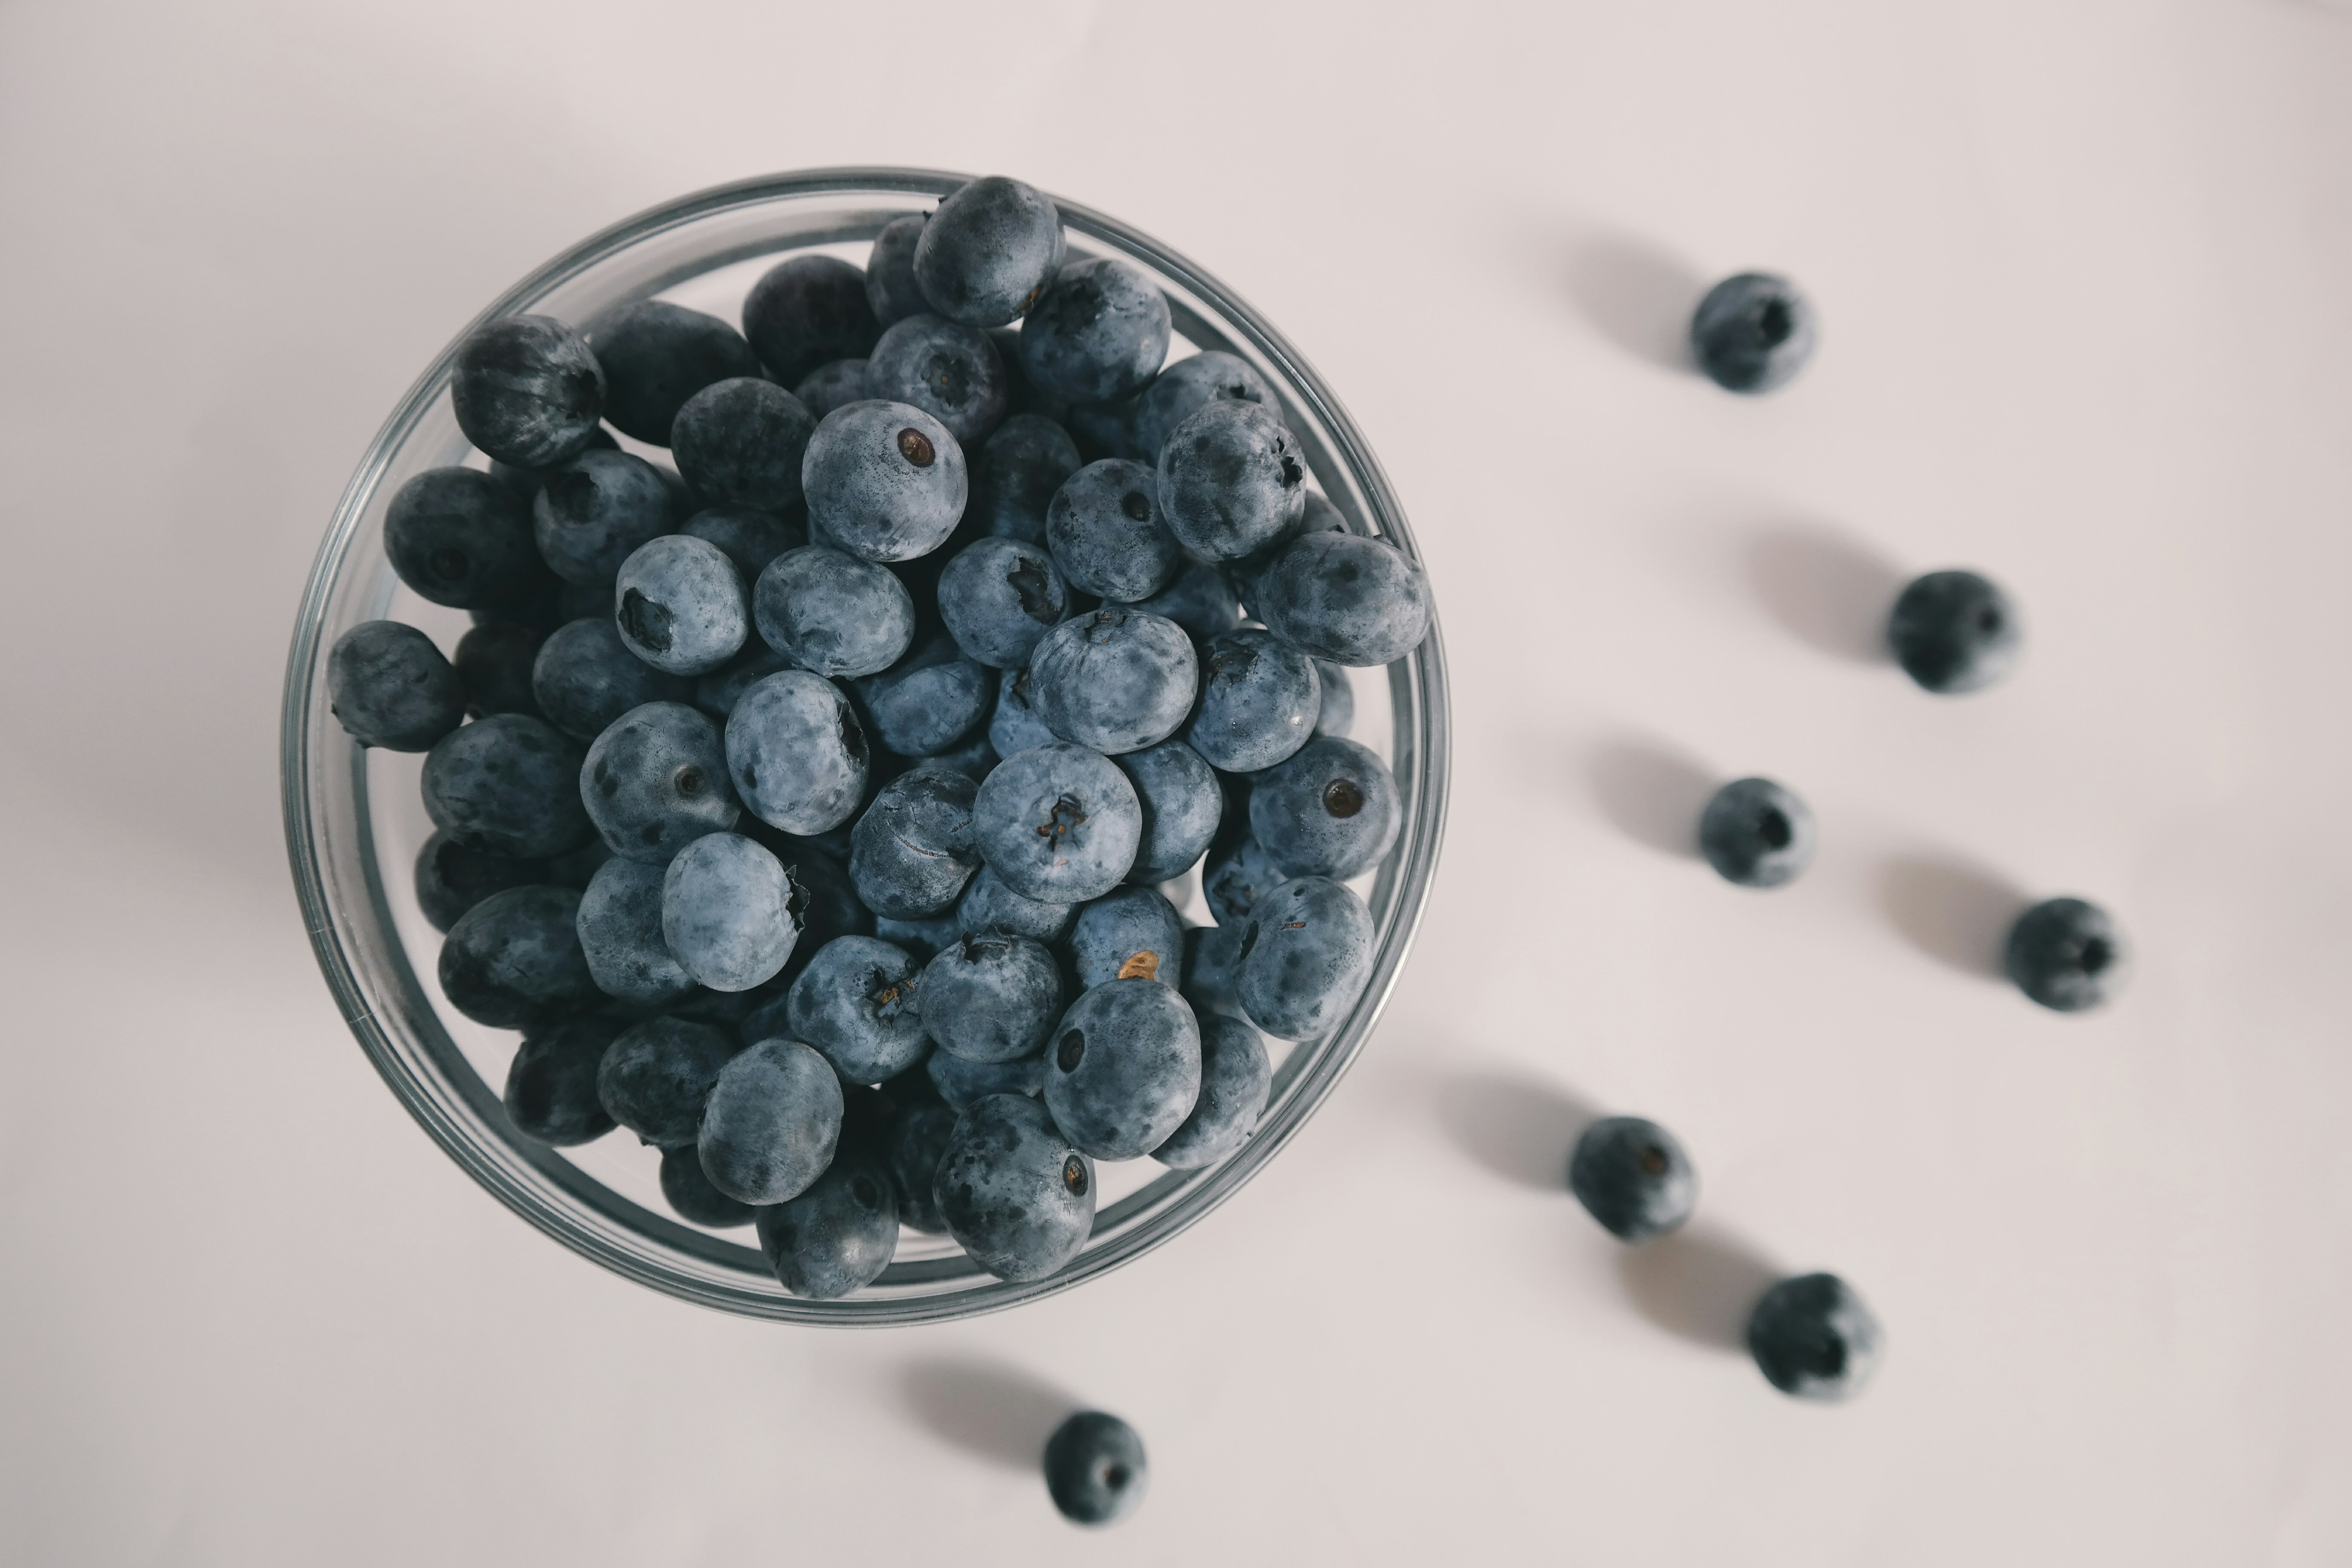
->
left=325, top=176, right=1434, bottom=1316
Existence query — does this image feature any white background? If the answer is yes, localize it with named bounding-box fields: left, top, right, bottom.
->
left=4, top=1, right=2350, bottom=1562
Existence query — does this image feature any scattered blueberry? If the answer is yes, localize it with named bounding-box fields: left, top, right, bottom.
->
left=383, top=467, right=542, bottom=610
left=1132, top=561, right=1243, bottom=646
left=921, top=933, right=1065, bottom=1062
left=532, top=449, right=678, bottom=587
left=914, top=177, right=1063, bottom=328
left=864, top=214, right=930, bottom=328
left=868, top=314, right=1011, bottom=445
left=1020, top=256, right=1171, bottom=406
left=660, top=1142, right=755, bottom=1227
left=1888, top=570, right=2021, bottom=695
left=2004, top=897, right=2126, bottom=1013
left=1187, top=628, right=1320, bottom=773
left=450, top=314, right=605, bottom=469
left=1746, top=1273, right=1882, bottom=1401
left=849, top=766, right=980, bottom=918
left=932, top=1093, right=1095, bottom=1281
left=1046, top=458, right=1182, bottom=603
left=423, top=713, right=594, bottom=858
left=1043, top=1412, right=1148, bottom=1526
left=1312, top=658, right=1354, bottom=737
left=1568, top=1117, right=1698, bottom=1242
left=575, top=856, right=698, bottom=1007
left=887, top=1101, right=960, bottom=1232
left=452, top=621, right=544, bottom=719
left=580, top=701, right=739, bottom=862
left=988, top=665, right=1059, bottom=757
left=438, top=884, right=597, bottom=1028
left=1155, top=401, right=1305, bottom=563
left=698, top=1037, right=842, bottom=1204
left=724, top=669, right=871, bottom=835
left=1131, top=350, right=1281, bottom=463
left=582, top=300, right=763, bottom=444
left=1069, top=885, right=1184, bottom=991
left=801, top=400, right=967, bottom=563
left=753, top=544, right=916, bottom=680
left=853, top=632, right=992, bottom=756
left=783, top=934, right=930, bottom=1084
left=416, top=830, right=544, bottom=934
left=669, top=378, right=817, bottom=513
left=1254, top=532, right=1433, bottom=668
left=972, top=741, right=1143, bottom=904
left=531, top=617, right=694, bottom=741
left=328, top=620, right=464, bottom=750
left=1027, top=609, right=1198, bottom=756
left=958, top=865, right=1079, bottom=946
left=938, top=536, right=1067, bottom=668
left=1151, top=1011, right=1270, bottom=1170
left=1234, top=875, right=1374, bottom=1040
left=1043, top=979, right=1201, bottom=1160
left=743, top=254, right=881, bottom=386
left=503, top=1013, right=623, bottom=1145
left=1698, top=778, right=1815, bottom=890
left=596, top=1015, right=736, bottom=1148
left=928, top=1050, right=1045, bottom=1109
left=1113, top=738, right=1221, bottom=885
left=1691, top=273, right=1817, bottom=394
left=756, top=1142, right=898, bottom=1298
left=1249, top=735, right=1400, bottom=880
left=794, top=359, right=874, bottom=420
left=970, top=413, right=1082, bottom=546
left=614, top=534, right=748, bottom=677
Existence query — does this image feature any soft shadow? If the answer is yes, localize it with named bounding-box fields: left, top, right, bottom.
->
left=1564, top=233, right=1706, bottom=373
left=1877, top=854, right=2029, bottom=980
left=1587, top=739, right=1715, bottom=858
left=1744, top=527, right=1905, bottom=665
left=1615, top=1225, right=1780, bottom=1352
left=897, top=1358, right=1075, bottom=1471
left=1435, top=1070, right=1600, bottom=1191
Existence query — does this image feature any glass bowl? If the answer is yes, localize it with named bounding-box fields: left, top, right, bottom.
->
left=280, top=168, right=1450, bottom=1325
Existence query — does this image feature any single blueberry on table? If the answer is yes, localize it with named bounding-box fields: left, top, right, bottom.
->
left=698, top=1037, right=842, bottom=1204
left=958, top=865, right=1078, bottom=945
left=582, top=300, right=763, bottom=445
left=1028, top=609, right=1199, bottom=756
left=1699, top=778, right=1815, bottom=889
left=971, top=741, right=1142, bottom=905
left=753, top=544, right=916, bottom=680
left=576, top=856, right=698, bottom=1008
left=1568, top=1117, right=1698, bottom=1242
left=1312, top=658, right=1354, bottom=738
left=663, top=833, right=803, bottom=992
left=1179, top=922, right=1247, bottom=1020
left=853, top=633, right=993, bottom=758
left=850, top=766, right=981, bottom=919
left=328, top=620, right=464, bottom=751
left=416, top=830, right=544, bottom=933
left=929, top=1049, right=1044, bottom=1109
left=1186, top=628, right=1319, bottom=774
left=532, top=448, right=679, bottom=587
left=451, top=314, right=605, bottom=469
left=1255, top=531, right=1433, bottom=668
left=1152, top=1010, right=1270, bottom=1170
left=802, top=400, right=968, bottom=563
left=1888, top=570, right=2021, bottom=695
left=864, top=214, right=930, bottom=328
left=989, top=665, right=1059, bottom=758
left=422, top=713, right=593, bottom=859
left=1133, top=561, right=1243, bottom=647
left=660, top=1143, right=755, bottom=1227
left=1131, top=350, right=1281, bottom=463
left=452, top=621, right=544, bottom=719
left=1044, top=980, right=1202, bottom=1161
left=1235, top=875, right=1374, bottom=1040
left=1019, top=256, right=1172, bottom=407
left=1746, top=1273, right=1882, bottom=1402
left=1064, top=395, right=1142, bottom=463
left=868, top=314, right=1011, bottom=446
left=1155, top=400, right=1305, bottom=563
left=1249, top=734, right=1401, bottom=880
left=888, top=1101, right=960, bottom=1233
left=2004, top=897, right=2127, bottom=1013
left=438, top=884, right=597, bottom=1028
left=670, top=378, right=817, bottom=514
left=695, top=642, right=793, bottom=719
left=743, top=254, right=881, bottom=387
left=383, top=467, right=542, bottom=610
left=920, top=933, right=1064, bottom=1063
left=794, top=359, right=873, bottom=420
left=725, top=669, right=872, bottom=836
left=1691, top=273, right=1817, bottom=395
left=596, top=1015, right=735, bottom=1148
left=933, top=1093, right=1095, bottom=1282
left=1069, top=885, right=1184, bottom=991
left=681, top=503, right=806, bottom=583
left=1114, top=738, right=1221, bottom=885
left=531, top=617, right=693, bottom=741
left=580, top=701, right=739, bottom=863
left=1043, top=1412, right=1148, bottom=1526
left=756, top=1143, right=899, bottom=1298
left=1201, top=830, right=1286, bottom=927
left=970, top=413, right=1082, bottom=546
left=1047, top=458, right=1182, bottom=604
left=914, top=176, right=1063, bottom=328
left=938, top=537, right=1068, bottom=670
left=503, top=1013, right=623, bottom=1145
left=784, top=934, right=930, bottom=1084
left=613, top=535, right=748, bottom=677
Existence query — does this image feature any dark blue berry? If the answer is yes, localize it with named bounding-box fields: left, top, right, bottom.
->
left=1019, top=257, right=1171, bottom=406
left=1133, top=561, right=1243, bottom=647
left=725, top=669, right=870, bottom=835
left=802, top=401, right=966, bottom=563
left=928, top=1050, right=1043, bottom=1109
left=1255, top=532, right=1432, bottom=667
left=576, top=856, right=698, bottom=1007
left=596, top=1015, right=735, bottom=1147
left=423, top=714, right=592, bottom=858
left=753, top=544, right=916, bottom=679
left=1746, top=1273, right=1881, bottom=1401
left=1114, top=739, right=1221, bottom=885
left=1699, top=778, right=1814, bottom=889
left=660, top=1142, right=754, bottom=1226
left=1043, top=1412, right=1147, bottom=1525
left=921, top=933, right=1063, bottom=1063
left=1249, top=735, right=1400, bottom=880
left=783, top=935, right=929, bottom=1084
left=489, top=426, right=619, bottom=503
left=580, top=701, right=738, bottom=861
left=438, top=884, right=597, bottom=1027
left=1691, top=273, right=1817, bottom=394
left=614, top=535, right=747, bottom=677
left=682, top=502, right=805, bottom=583
left=937, top=537, right=1067, bottom=670
left=503, top=1013, right=622, bottom=1145
left=972, top=741, right=1142, bottom=904
left=971, top=413, right=1081, bottom=546
left=670, top=378, right=816, bottom=513
left=1888, top=570, right=2021, bottom=694
left=1131, top=350, right=1280, bottom=463
left=864, top=214, right=929, bottom=328
left=1047, top=459, right=1181, bottom=603
left=1201, top=830, right=1286, bottom=927
left=1186, top=629, right=1318, bottom=773
left=1069, top=885, right=1183, bottom=990
left=1235, top=875, right=1373, bottom=1040
left=452, top=621, right=544, bottom=719
left=868, top=314, right=1011, bottom=445
left=698, top=1037, right=842, bottom=1204
left=328, top=620, right=463, bottom=750
left=914, top=177, right=1063, bottom=328
left=451, top=315, right=605, bottom=469
left=887, top=1101, right=959, bottom=1232
left=993, top=327, right=1070, bottom=422
left=1043, top=980, right=1201, bottom=1160
left=1155, top=401, right=1305, bottom=563
left=853, top=632, right=992, bottom=757
left=793, top=359, right=873, bottom=420
left=850, top=766, right=980, bottom=919
left=416, top=829, right=544, bottom=933
left=543, top=835, right=614, bottom=892
left=532, top=449, right=679, bottom=587
left=531, top=617, right=693, bottom=741
left=1568, top=1117, right=1697, bottom=1241
left=384, top=467, right=542, bottom=610
left=1028, top=609, right=1197, bottom=756
left=663, top=833, right=802, bottom=992
left=932, top=1093, right=1094, bottom=1281
left=957, top=866, right=1078, bottom=945
left=989, top=665, right=1058, bottom=757
left=1179, top=922, right=1246, bottom=1020
left=582, top=300, right=762, bottom=444
left=743, top=255, right=881, bottom=386
left=756, top=1142, right=897, bottom=1298
left=2004, top=897, right=2126, bottom=1012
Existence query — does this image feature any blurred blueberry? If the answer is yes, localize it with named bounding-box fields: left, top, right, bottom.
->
left=694, top=642, right=793, bottom=719
left=1178, top=921, right=1247, bottom=1020
left=533, top=449, right=678, bottom=587
left=887, top=1101, right=960, bottom=1232
left=1255, top=532, right=1432, bottom=667
left=1020, top=256, right=1171, bottom=406
left=1028, top=609, right=1198, bottom=756
left=753, top=544, right=916, bottom=680
left=794, top=359, right=873, bottom=420
left=1069, top=885, right=1183, bottom=992
left=1132, top=350, right=1280, bottom=463
left=784, top=934, right=929, bottom=1084
left=699, top=1037, right=842, bottom=1204
left=576, top=856, right=698, bottom=1008
left=438, top=884, right=597, bottom=1028
left=582, top=300, right=762, bottom=445
left=671, top=378, right=816, bottom=513
left=1152, top=1010, right=1268, bottom=1170
left=1044, top=1412, right=1148, bottom=1526
left=663, top=833, right=802, bottom=992
left=328, top=620, right=464, bottom=751
left=1186, top=628, right=1318, bottom=773
left=1569, top=1117, right=1698, bottom=1241
left=743, top=254, right=881, bottom=386
left=1249, top=735, right=1400, bottom=880
left=1047, top=459, right=1182, bottom=603
left=1747, top=1273, right=1881, bottom=1401
left=972, top=741, right=1142, bottom=904
left=503, top=1013, right=622, bottom=1145
left=416, top=829, right=544, bottom=934
left=660, top=1143, right=755, bottom=1227
left=802, top=400, right=967, bottom=563
left=451, top=315, right=605, bottom=469
left=580, top=701, right=738, bottom=862
left=614, top=535, right=747, bottom=677
left=2005, top=897, right=2126, bottom=1013
left=1114, top=738, right=1220, bottom=885
left=1888, top=570, right=2021, bottom=695
left=1699, top=778, right=1814, bottom=889
left=1312, top=659, right=1354, bottom=738
left=756, top=1142, right=898, bottom=1298
left=1133, top=561, right=1243, bottom=647
left=989, top=665, right=1058, bottom=757
left=596, top=1016, right=735, bottom=1148
left=1235, top=875, right=1373, bottom=1040
left=1043, top=980, right=1201, bottom=1160
left=531, top=617, right=694, bottom=741
left=939, top=537, right=1067, bottom=669
left=957, top=866, right=1078, bottom=946
left=914, top=177, right=1063, bottom=328
left=423, top=714, right=592, bottom=859
left=868, top=314, right=1010, bottom=445
left=970, top=413, right=1082, bottom=546
left=921, top=933, right=1064, bottom=1063
left=928, top=1051, right=1043, bottom=1109
left=849, top=766, right=980, bottom=919
left=384, top=467, right=542, bottom=610
left=1691, top=273, right=1817, bottom=394
left=933, top=1093, right=1094, bottom=1280
left=452, top=621, right=544, bottom=719
left=864, top=214, right=929, bottom=328
left=854, top=633, right=992, bottom=757
left=1156, top=401, right=1305, bottom=563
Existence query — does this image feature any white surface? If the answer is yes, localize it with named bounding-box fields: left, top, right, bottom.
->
left=4, top=1, right=2351, bottom=1562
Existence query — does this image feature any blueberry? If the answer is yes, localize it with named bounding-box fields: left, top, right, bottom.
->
left=1568, top=1117, right=1698, bottom=1241
left=712, top=678, right=863, bottom=843
left=1019, top=257, right=1171, bottom=406
left=971, top=741, right=1142, bottom=904
left=957, top=865, right=1078, bottom=945
left=450, top=314, right=605, bottom=469
left=1691, top=273, right=1817, bottom=394
left=1312, top=658, right=1354, bottom=738
left=1155, top=401, right=1305, bottom=563
left=756, top=1142, right=898, bottom=1298
left=887, top=1101, right=960, bottom=1232
left=914, top=177, right=1063, bottom=328
left=489, top=426, right=619, bottom=502
left=415, top=830, right=544, bottom=933
left=1064, top=395, right=1142, bottom=462
left=1178, top=922, right=1246, bottom=1020
left=921, top=728, right=999, bottom=787
left=1132, top=561, right=1243, bottom=646
left=576, top=856, right=698, bottom=1007
left=697, top=1036, right=842, bottom=1204
left=423, top=714, right=593, bottom=858
left=595, top=1016, right=735, bottom=1147
left=1069, top=885, right=1183, bottom=990
left=694, top=642, right=793, bottom=718
left=1046, top=459, right=1182, bottom=603
left=503, top=1013, right=622, bottom=1145
left=581, top=300, right=762, bottom=445
left=1888, top=570, right=2021, bottom=695
left=1201, top=830, right=1286, bottom=927
left=1255, top=532, right=1433, bottom=668
left=1042, top=980, right=1200, bottom=1160
left=928, top=1052, right=1044, bottom=1110
left=613, top=535, right=747, bottom=677
left=383, top=467, right=542, bottom=610
left=850, top=766, right=980, bottom=918
left=1148, top=1010, right=1270, bottom=1170
left=1186, top=629, right=1319, bottom=773
left=531, top=617, right=694, bottom=741
left=936, top=537, right=1066, bottom=670
left=933, top=1093, right=1094, bottom=1281
left=579, top=701, right=738, bottom=862
left=660, top=1143, right=755, bottom=1227
left=1043, top=1412, right=1147, bottom=1526
left=783, top=935, right=929, bottom=1084
left=1028, top=609, right=1198, bottom=756
left=663, top=833, right=802, bottom=992
left=988, top=665, right=1058, bottom=757
left=1746, top=1273, right=1882, bottom=1401
left=543, top=835, right=614, bottom=893
left=668, top=377, right=817, bottom=513
left=864, top=214, right=930, bottom=328
left=920, top=933, right=1064, bottom=1063
left=532, top=449, right=679, bottom=586
left=1131, top=350, right=1282, bottom=463
left=2004, top=897, right=2126, bottom=1012
left=1235, top=875, right=1374, bottom=1040
left=1113, top=738, right=1221, bottom=885
left=328, top=620, right=464, bottom=750
left=753, top=544, right=916, bottom=679
left=853, top=633, right=993, bottom=757
left=1249, top=735, right=1400, bottom=880
left=451, top=621, right=544, bottom=720
left=743, top=254, right=881, bottom=387
left=802, top=400, right=967, bottom=563
left=794, top=359, right=873, bottom=420
left=438, top=884, right=597, bottom=1027
left=1698, top=778, right=1814, bottom=889
left=868, top=315, right=1011, bottom=445
left=970, top=413, right=1082, bottom=545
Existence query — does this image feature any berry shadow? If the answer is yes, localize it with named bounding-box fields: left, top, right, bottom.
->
left=1743, top=527, right=1905, bottom=666
left=1434, top=1070, right=1599, bottom=1191
left=1876, top=854, right=2029, bottom=981
left=1586, top=739, right=1715, bottom=859
left=897, top=1357, right=1075, bottom=1472
left=1615, top=1224, right=1781, bottom=1352
left=1562, top=233, right=1708, bottom=374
